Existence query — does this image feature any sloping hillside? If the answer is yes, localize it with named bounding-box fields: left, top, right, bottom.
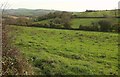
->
left=10, top=25, right=118, bottom=75
left=73, top=10, right=118, bottom=17
left=5, top=9, right=56, bottom=16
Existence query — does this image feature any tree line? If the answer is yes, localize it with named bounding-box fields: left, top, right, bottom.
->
left=5, top=11, right=120, bottom=32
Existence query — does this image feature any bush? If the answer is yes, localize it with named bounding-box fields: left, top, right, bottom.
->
left=31, top=23, right=50, bottom=28
left=79, top=24, right=99, bottom=31
left=16, top=17, right=32, bottom=26
left=111, top=23, right=120, bottom=32
left=49, top=22, right=56, bottom=28
left=91, top=22, right=100, bottom=31
left=98, top=20, right=112, bottom=32
left=79, top=25, right=89, bottom=31
left=63, top=22, right=71, bottom=29
left=4, top=17, right=17, bottom=25
left=5, top=17, right=33, bottom=26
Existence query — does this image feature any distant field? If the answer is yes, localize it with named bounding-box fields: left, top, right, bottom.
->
left=71, top=18, right=103, bottom=28
left=6, top=9, right=56, bottom=16
left=10, top=25, right=118, bottom=75
left=73, top=10, right=118, bottom=17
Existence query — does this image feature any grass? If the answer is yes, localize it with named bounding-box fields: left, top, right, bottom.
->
left=73, top=10, right=118, bottom=17
left=71, top=18, right=102, bottom=28
left=10, top=25, right=118, bottom=75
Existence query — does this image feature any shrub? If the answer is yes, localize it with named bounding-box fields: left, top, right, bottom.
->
left=79, top=25, right=99, bottom=31
left=63, top=22, right=71, bottom=29
left=16, top=17, right=32, bottom=26
left=91, top=22, right=100, bottom=31
left=98, top=20, right=112, bottom=32
left=111, top=23, right=120, bottom=32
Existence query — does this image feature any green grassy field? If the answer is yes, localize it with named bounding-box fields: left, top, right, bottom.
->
left=10, top=25, right=118, bottom=75
left=71, top=18, right=103, bottom=28
left=73, top=10, right=118, bottom=17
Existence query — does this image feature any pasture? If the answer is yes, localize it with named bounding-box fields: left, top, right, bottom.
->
left=73, top=10, right=118, bottom=17
left=10, top=25, right=118, bottom=75
left=71, top=18, right=103, bottom=28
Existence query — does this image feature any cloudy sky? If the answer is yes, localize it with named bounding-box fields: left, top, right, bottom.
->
left=0, top=0, right=120, bottom=12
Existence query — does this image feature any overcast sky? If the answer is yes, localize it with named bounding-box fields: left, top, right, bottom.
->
left=0, top=0, right=120, bottom=12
